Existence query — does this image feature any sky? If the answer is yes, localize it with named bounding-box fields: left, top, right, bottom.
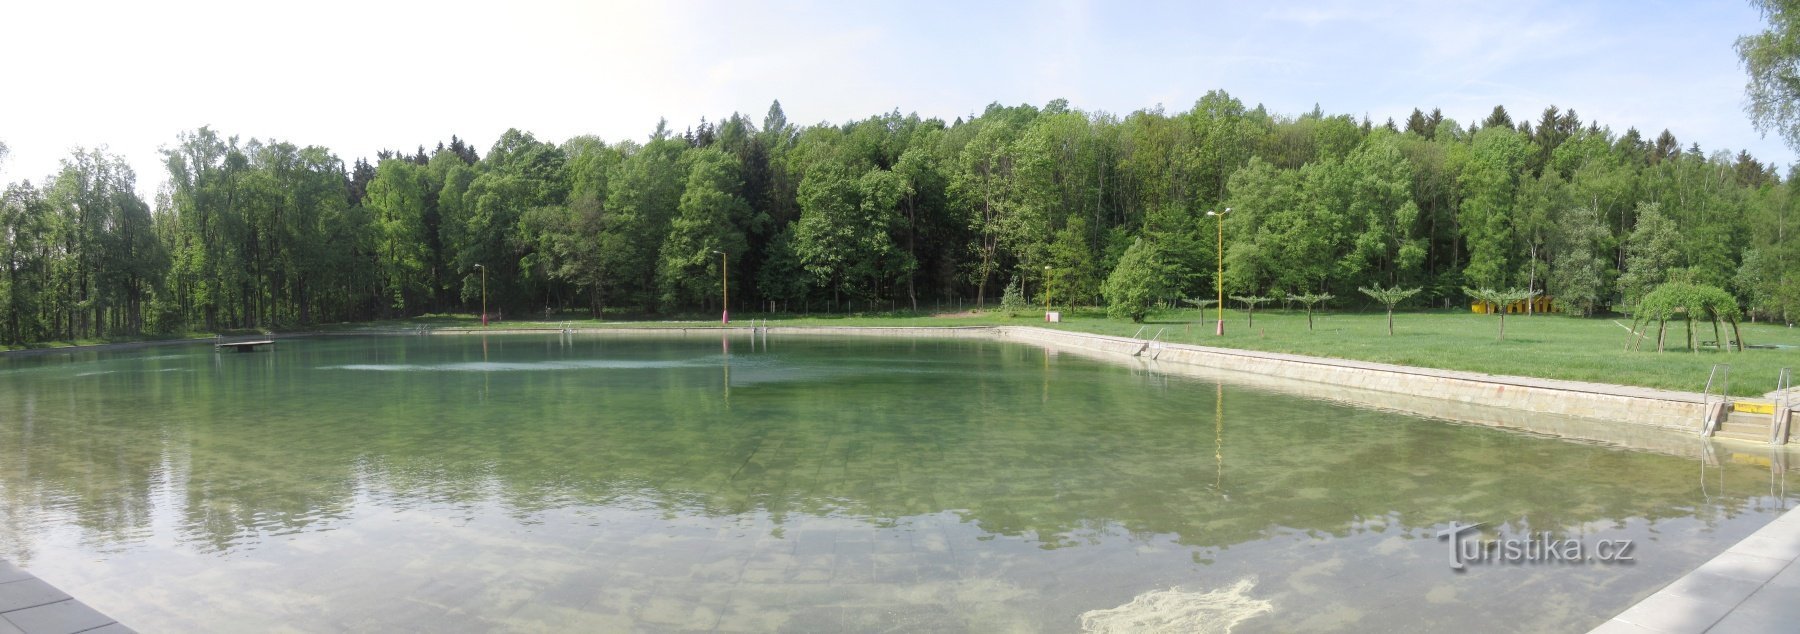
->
left=0, top=0, right=1786, bottom=199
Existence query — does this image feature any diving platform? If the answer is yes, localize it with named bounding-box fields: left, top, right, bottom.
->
left=214, top=340, right=274, bottom=353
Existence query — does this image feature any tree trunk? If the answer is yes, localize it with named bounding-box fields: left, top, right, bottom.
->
left=1657, top=319, right=1666, bottom=352
left=1712, top=318, right=1724, bottom=352
left=1498, top=313, right=1506, bottom=341
left=1386, top=308, right=1394, bottom=336
left=1731, top=320, right=1744, bottom=351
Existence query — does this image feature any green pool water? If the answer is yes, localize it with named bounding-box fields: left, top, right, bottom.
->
left=0, top=334, right=1792, bottom=632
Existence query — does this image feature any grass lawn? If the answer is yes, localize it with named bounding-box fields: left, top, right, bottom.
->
left=322, top=306, right=1800, bottom=398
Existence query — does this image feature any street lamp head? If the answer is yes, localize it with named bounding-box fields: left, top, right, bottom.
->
left=711, top=250, right=725, bottom=256
left=473, top=263, right=483, bottom=269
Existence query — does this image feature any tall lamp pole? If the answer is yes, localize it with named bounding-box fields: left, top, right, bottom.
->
left=1205, top=207, right=1232, bottom=336
left=712, top=250, right=729, bottom=324
left=473, top=263, right=487, bottom=327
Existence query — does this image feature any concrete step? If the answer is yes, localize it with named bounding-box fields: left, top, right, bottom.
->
left=1714, top=428, right=1771, bottom=443
left=1719, top=418, right=1772, bottom=435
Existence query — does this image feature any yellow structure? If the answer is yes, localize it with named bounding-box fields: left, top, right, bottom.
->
left=1471, top=295, right=1558, bottom=314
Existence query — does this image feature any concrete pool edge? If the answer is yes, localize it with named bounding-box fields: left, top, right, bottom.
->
left=1588, top=505, right=1800, bottom=633
left=0, top=559, right=134, bottom=633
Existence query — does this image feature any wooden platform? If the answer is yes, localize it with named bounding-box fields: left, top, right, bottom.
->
left=214, top=340, right=274, bottom=352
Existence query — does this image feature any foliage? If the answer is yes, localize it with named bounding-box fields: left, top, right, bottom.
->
left=1, top=92, right=1797, bottom=345
left=1631, top=282, right=1744, bottom=352
left=1738, top=0, right=1800, bottom=150
left=1358, top=286, right=1420, bottom=335
left=1287, top=292, right=1334, bottom=331
left=1229, top=295, right=1274, bottom=328
left=1463, top=287, right=1540, bottom=341
left=999, top=275, right=1028, bottom=317
left=1103, top=239, right=1171, bottom=323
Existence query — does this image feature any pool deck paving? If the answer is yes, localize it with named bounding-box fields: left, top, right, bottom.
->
left=1591, top=505, right=1800, bottom=633
left=0, top=561, right=132, bottom=634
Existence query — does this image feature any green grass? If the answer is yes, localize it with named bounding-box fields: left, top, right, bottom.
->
left=19, top=307, right=1800, bottom=397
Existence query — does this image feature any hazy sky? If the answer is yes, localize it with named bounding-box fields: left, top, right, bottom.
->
left=0, top=0, right=1785, bottom=198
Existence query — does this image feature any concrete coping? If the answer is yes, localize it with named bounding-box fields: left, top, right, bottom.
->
left=1590, top=506, right=1800, bottom=633
left=991, top=326, right=1715, bottom=405
left=0, top=560, right=133, bottom=633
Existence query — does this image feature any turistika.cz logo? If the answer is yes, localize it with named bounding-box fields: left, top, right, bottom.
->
left=1435, top=522, right=1636, bottom=570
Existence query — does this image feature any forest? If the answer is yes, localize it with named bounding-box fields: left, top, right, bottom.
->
left=0, top=93, right=1796, bottom=344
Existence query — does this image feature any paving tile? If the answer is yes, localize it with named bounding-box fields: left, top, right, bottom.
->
left=1689, top=552, right=1790, bottom=584
left=1761, top=561, right=1800, bottom=590
left=76, top=624, right=136, bottom=634
left=1706, top=584, right=1800, bottom=633
left=1611, top=591, right=1732, bottom=634
left=1587, top=619, right=1655, bottom=634
left=0, top=579, right=72, bottom=614
left=1726, top=533, right=1800, bottom=562
left=0, top=564, right=29, bottom=586
left=1654, top=571, right=1763, bottom=605
left=1, top=600, right=114, bottom=634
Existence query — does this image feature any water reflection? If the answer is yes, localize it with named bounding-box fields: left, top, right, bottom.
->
left=0, top=335, right=1793, bottom=632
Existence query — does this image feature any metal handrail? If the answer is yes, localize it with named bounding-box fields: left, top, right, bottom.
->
left=1775, top=367, right=1793, bottom=445
left=1701, top=364, right=1730, bottom=436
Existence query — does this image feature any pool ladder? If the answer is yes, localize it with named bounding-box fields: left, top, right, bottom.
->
left=1130, top=327, right=1168, bottom=359
left=1774, top=368, right=1793, bottom=445
left=1701, top=364, right=1730, bottom=437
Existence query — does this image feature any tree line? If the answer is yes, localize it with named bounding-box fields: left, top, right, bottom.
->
left=1, top=94, right=1796, bottom=344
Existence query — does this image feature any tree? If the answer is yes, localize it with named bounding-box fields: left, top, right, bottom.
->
left=1631, top=282, right=1744, bottom=353
left=365, top=159, right=432, bottom=311
left=1464, top=287, right=1539, bottom=340
left=999, top=275, right=1028, bottom=317
left=793, top=165, right=905, bottom=309
left=1547, top=205, right=1608, bottom=316
left=657, top=150, right=749, bottom=310
left=1288, top=292, right=1334, bottom=331
left=1358, top=285, right=1420, bottom=335
left=1103, top=238, right=1171, bottom=322
left=1616, top=202, right=1683, bottom=311
left=1229, top=295, right=1273, bottom=328
left=1045, top=217, right=1100, bottom=308
left=1458, top=127, right=1533, bottom=288
left=1738, top=0, right=1800, bottom=151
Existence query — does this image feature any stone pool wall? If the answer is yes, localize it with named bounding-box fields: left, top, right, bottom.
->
left=992, top=326, right=1707, bottom=432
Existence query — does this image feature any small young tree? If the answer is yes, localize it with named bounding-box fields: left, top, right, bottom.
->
left=1464, top=287, right=1539, bottom=341
left=999, top=275, right=1028, bottom=318
left=1288, top=292, right=1334, bottom=331
left=1229, top=295, right=1274, bottom=328
left=1181, top=297, right=1219, bottom=310
left=1359, top=286, right=1421, bottom=335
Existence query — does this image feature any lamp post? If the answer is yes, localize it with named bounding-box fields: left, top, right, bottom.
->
left=711, top=250, right=729, bottom=324
left=1205, top=207, right=1232, bottom=336
left=473, top=263, right=487, bottom=327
